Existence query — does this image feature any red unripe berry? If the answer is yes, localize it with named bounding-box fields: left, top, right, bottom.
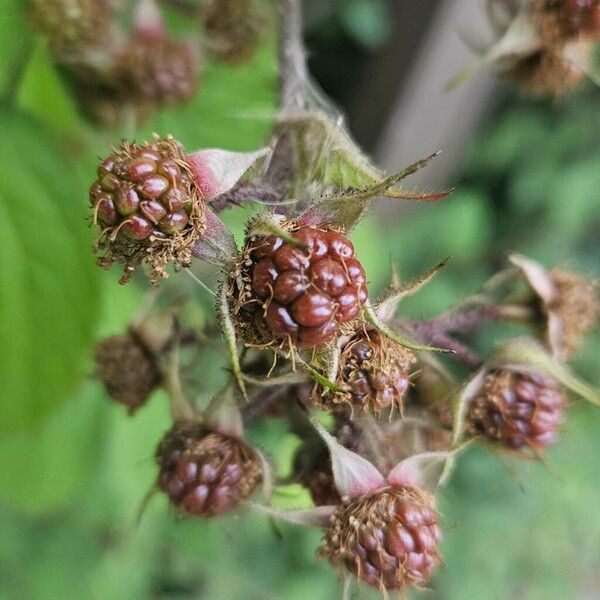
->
left=156, top=421, right=262, bottom=517
left=91, top=136, right=205, bottom=283
left=320, top=487, right=442, bottom=591
left=229, top=223, right=368, bottom=349
left=467, top=370, right=565, bottom=450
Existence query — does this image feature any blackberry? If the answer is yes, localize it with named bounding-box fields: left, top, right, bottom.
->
left=229, top=223, right=368, bottom=350
left=90, top=136, right=205, bottom=283
left=118, top=36, right=199, bottom=107
left=467, top=369, right=565, bottom=450
left=94, top=332, right=161, bottom=413
left=156, top=421, right=262, bottom=517
left=30, top=0, right=114, bottom=58
left=320, top=487, right=442, bottom=591
left=317, top=329, right=416, bottom=414
left=200, top=0, right=268, bottom=63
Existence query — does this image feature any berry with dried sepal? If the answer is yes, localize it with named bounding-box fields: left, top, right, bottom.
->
left=94, top=332, right=161, bottom=413
left=156, top=420, right=262, bottom=517
left=547, top=268, right=599, bottom=357
left=228, top=220, right=368, bottom=350
left=316, top=328, right=416, bottom=414
left=30, top=0, right=115, bottom=58
left=533, top=0, right=600, bottom=43
left=510, top=48, right=587, bottom=95
left=467, top=369, right=565, bottom=451
left=320, top=486, right=442, bottom=591
left=200, top=0, right=268, bottom=63
left=91, top=136, right=205, bottom=283
left=510, top=255, right=599, bottom=359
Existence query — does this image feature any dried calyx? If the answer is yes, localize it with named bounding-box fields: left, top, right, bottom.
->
left=510, top=255, right=599, bottom=360
left=156, top=420, right=262, bottom=517
left=227, top=217, right=368, bottom=351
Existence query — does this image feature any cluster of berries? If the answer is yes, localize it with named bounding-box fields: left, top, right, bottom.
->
left=91, top=129, right=599, bottom=594
left=30, top=0, right=268, bottom=125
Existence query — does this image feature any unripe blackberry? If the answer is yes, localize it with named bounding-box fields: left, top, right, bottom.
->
left=156, top=421, right=262, bottom=517
left=30, top=0, right=114, bottom=58
left=317, top=329, right=416, bottom=414
left=467, top=370, right=565, bottom=450
left=118, top=36, right=199, bottom=107
left=200, top=0, right=268, bottom=63
left=91, top=136, right=205, bottom=283
left=228, top=223, right=368, bottom=350
left=94, top=332, right=161, bottom=413
left=320, top=487, right=442, bottom=591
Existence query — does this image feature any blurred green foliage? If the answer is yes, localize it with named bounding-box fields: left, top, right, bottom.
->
left=0, top=3, right=599, bottom=599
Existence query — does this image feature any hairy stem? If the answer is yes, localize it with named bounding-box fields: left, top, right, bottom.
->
left=278, top=0, right=309, bottom=109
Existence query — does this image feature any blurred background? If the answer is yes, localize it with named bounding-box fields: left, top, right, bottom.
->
left=1, top=0, right=599, bottom=598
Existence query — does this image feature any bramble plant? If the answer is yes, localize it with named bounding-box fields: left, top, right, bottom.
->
left=71, top=0, right=600, bottom=596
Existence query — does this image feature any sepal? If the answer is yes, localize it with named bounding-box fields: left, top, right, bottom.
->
left=187, top=148, right=270, bottom=200
left=310, top=418, right=385, bottom=499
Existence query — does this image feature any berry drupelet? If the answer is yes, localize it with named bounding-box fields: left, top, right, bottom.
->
left=156, top=421, right=262, bottom=517
left=467, top=369, right=565, bottom=450
left=229, top=223, right=368, bottom=350
left=320, top=487, right=442, bottom=591
left=317, top=329, right=416, bottom=414
left=90, top=136, right=205, bottom=283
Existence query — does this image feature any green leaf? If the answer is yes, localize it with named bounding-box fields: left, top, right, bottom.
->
left=16, top=40, right=84, bottom=137
left=0, top=109, right=100, bottom=433
left=137, top=41, right=278, bottom=151
left=0, top=0, right=33, bottom=98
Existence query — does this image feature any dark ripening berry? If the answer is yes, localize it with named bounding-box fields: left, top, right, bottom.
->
left=94, top=333, right=161, bottom=413
left=317, top=329, right=416, bottom=414
left=90, top=136, right=205, bottom=283
left=467, top=370, right=565, bottom=451
left=156, top=421, right=262, bottom=517
left=30, top=0, right=115, bottom=58
left=319, top=487, right=442, bottom=591
left=229, top=224, right=368, bottom=349
left=119, top=36, right=199, bottom=107
left=200, top=0, right=268, bottom=63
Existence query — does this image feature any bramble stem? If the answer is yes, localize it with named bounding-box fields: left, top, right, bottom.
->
left=278, top=0, right=309, bottom=109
